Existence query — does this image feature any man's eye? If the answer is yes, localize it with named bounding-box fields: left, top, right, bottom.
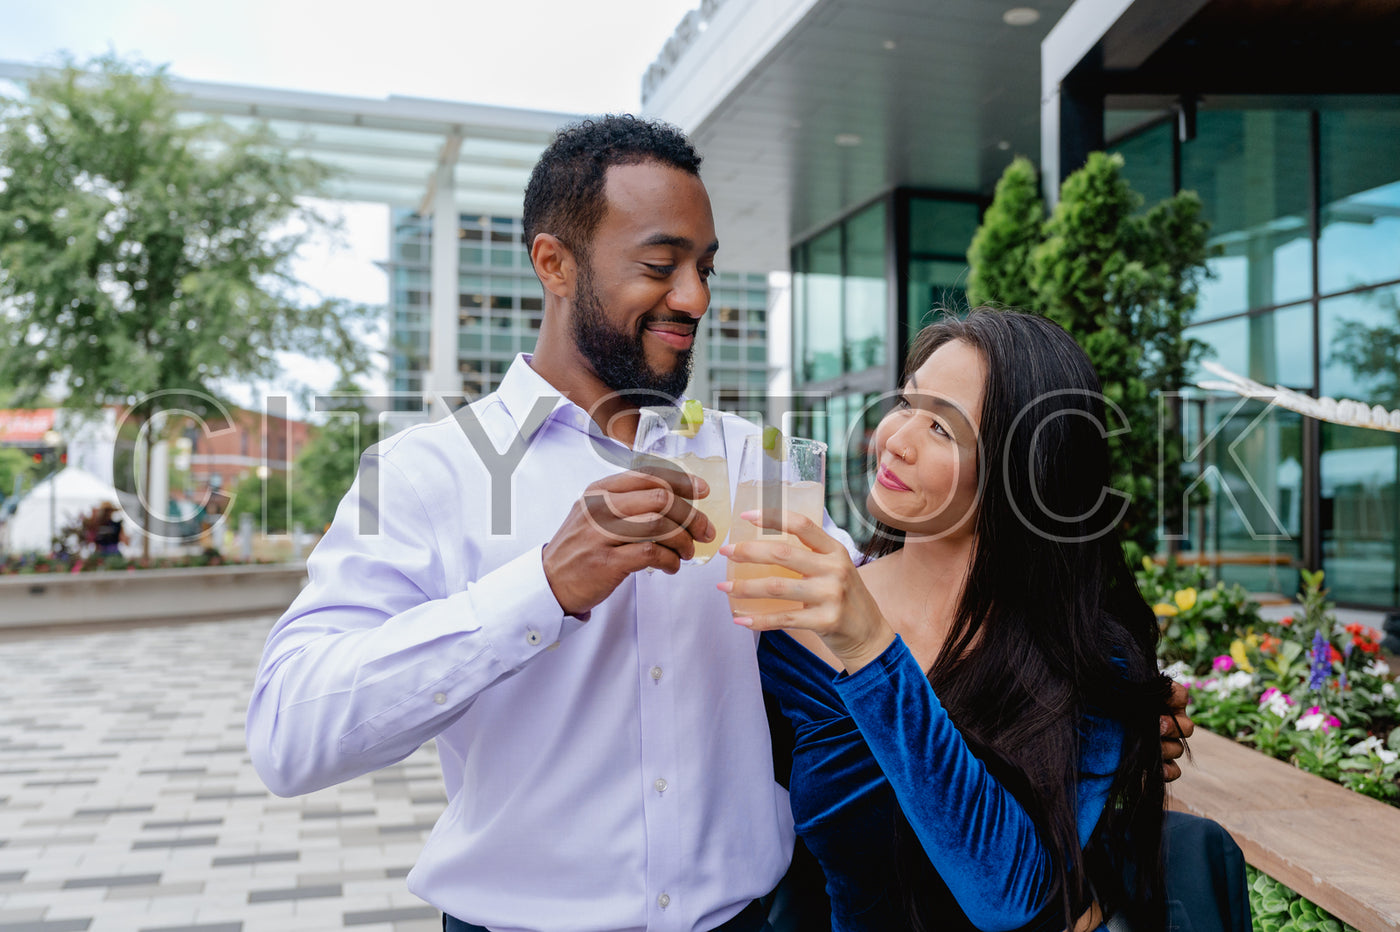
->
left=699, top=266, right=715, bottom=281
left=645, top=264, right=675, bottom=276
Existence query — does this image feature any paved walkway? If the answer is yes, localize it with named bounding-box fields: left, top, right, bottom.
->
left=0, top=617, right=445, bottom=932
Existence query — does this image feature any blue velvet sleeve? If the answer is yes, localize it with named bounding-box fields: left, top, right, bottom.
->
left=832, top=635, right=1122, bottom=932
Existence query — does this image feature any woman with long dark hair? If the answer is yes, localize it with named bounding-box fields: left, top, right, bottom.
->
left=721, top=309, right=1175, bottom=931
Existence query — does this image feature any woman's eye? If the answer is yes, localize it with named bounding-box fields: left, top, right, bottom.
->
left=931, top=420, right=950, bottom=437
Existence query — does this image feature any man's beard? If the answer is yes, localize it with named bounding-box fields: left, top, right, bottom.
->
left=571, top=263, right=694, bottom=401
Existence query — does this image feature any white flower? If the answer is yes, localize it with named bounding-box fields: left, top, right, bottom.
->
left=1215, top=671, right=1254, bottom=695
left=1383, top=683, right=1397, bottom=701
left=1296, top=711, right=1326, bottom=732
left=1350, top=736, right=1399, bottom=765
left=1161, top=661, right=1192, bottom=682
left=1364, top=659, right=1391, bottom=678
left=1260, top=693, right=1293, bottom=718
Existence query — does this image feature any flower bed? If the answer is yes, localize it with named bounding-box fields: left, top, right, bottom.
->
left=1140, top=563, right=1400, bottom=805
left=1140, top=561, right=1399, bottom=931
left=0, top=552, right=272, bottom=575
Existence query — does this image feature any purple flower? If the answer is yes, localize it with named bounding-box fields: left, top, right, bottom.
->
left=1309, top=629, right=1330, bottom=691
left=1212, top=655, right=1234, bottom=672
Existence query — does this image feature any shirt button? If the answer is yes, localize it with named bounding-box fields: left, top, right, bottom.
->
left=650, top=666, right=663, bottom=681
left=433, top=692, right=446, bottom=705
left=654, top=778, right=668, bottom=793
left=526, top=630, right=542, bottom=646
left=658, top=893, right=671, bottom=909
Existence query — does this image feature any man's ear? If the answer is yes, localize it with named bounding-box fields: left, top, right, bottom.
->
left=530, top=233, right=576, bottom=298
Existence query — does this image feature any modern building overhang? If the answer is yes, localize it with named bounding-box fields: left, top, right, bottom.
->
left=0, top=60, right=578, bottom=217
left=1041, top=0, right=1400, bottom=192
left=640, top=0, right=1075, bottom=272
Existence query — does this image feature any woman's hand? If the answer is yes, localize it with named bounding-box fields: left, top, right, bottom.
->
left=718, top=509, right=896, bottom=674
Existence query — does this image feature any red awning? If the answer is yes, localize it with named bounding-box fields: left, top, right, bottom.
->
left=0, top=408, right=58, bottom=443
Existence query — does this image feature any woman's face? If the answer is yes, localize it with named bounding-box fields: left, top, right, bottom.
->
left=866, top=338, right=986, bottom=541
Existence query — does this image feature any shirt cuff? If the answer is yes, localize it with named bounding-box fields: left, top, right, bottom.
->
left=457, top=545, right=587, bottom=673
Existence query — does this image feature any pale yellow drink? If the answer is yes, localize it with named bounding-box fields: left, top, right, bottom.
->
left=726, top=478, right=825, bottom=614
left=671, top=452, right=731, bottom=564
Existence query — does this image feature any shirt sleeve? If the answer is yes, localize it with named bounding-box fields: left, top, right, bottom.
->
left=833, top=636, right=1120, bottom=932
left=246, top=451, right=584, bottom=798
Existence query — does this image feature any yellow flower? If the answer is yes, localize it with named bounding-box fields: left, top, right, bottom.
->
left=1229, top=639, right=1254, bottom=673
left=1142, top=556, right=1154, bottom=571
left=1153, top=603, right=1179, bottom=617
left=1173, top=588, right=1198, bottom=612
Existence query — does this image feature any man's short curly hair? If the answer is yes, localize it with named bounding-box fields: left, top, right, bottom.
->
left=522, top=114, right=702, bottom=267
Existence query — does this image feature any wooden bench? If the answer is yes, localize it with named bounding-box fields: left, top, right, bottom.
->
left=1154, top=552, right=1296, bottom=569
left=1168, top=728, right=1400, bottom=930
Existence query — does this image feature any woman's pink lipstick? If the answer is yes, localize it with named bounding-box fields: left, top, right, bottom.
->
left=876, top=466, right=911, bottom=492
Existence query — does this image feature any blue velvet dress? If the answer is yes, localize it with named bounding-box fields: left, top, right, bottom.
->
left=758, top=630, right=1123, bottom=932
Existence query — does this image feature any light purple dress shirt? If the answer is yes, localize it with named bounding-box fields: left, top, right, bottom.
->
left=246, top=355, right=796, bottom=932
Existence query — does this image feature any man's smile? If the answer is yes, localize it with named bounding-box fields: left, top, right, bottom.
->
left=643, top=318, right=698, bottom=350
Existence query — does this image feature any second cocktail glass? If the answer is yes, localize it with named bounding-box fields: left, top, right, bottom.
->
left=725, top=433, right=827, bottom=615
left=631, top=403, right=732, bottom=565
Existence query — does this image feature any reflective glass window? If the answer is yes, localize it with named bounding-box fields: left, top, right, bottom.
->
left=1319, top=422, right=1399, bottom=606
left=908, top=259, right=969, bottom=335
left=801, top=227, right=844, bottom=383
left=1109, top=119, right=1174, bottom=209
left=1183, top=111, right=1312, bottom=318
left=843, top=203, right=888, bottom=373
left=1320, top=283, right=1400, bottom=409
left=908, top=199, right=980, bottom=257
left=1186, top=303, right=1314, bottom=392
left=1320, top=109, right=1400, bottom=295
left=1188, top=397, right=1303, bottom=597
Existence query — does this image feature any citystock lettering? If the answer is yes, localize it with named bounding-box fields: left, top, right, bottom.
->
left=1160, top=390, right=1291, bottom=543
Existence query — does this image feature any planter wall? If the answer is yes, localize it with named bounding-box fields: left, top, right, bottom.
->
left=0, top=563, right=307, bottom=629
left=1169, top=728, right=1400, bottom=930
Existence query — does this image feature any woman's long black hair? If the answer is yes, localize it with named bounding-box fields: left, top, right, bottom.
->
left=867, top=309, right=1171, bottom=932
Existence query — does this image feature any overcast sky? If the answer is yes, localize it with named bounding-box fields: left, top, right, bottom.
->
left=0, top=0, right=701, bottom=405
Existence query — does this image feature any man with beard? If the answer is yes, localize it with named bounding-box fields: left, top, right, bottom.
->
left=247, top=115, right=800, bottom=932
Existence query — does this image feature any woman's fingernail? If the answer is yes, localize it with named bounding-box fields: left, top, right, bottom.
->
left=716, top=581, right=732, bottom=592
left=719, top=543, right=734, bottom=557
left=739, top=510, right=760, bottom=522
left=733, top=616, right=754, bottom=628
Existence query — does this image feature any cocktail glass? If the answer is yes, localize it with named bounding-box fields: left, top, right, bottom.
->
left=632, top=404, right=732, bottom=565
left=725, top=433, right=827, bottom=614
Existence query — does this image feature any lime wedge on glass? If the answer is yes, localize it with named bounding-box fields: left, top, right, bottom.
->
left=762, top=425, right=785, bottom=460
left=677, top=399, right=704, bottom=438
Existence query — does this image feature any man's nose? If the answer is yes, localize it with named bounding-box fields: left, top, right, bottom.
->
left=667, top=267, right=710, bottom=316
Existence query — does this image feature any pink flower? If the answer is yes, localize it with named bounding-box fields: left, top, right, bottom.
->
left=1212, top=655, right=1234, bottom=672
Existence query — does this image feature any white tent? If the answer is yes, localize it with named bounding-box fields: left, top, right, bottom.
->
left=1, top=466, right=123, bottom=555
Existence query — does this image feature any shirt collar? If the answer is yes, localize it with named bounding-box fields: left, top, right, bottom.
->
left=493, top=353, right=601, bottom=444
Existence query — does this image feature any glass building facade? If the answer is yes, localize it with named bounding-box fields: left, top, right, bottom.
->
left=789, top=191, right=982, bottom=537
left=1108, top=106, right=1400, bottom=607
left=388, top=209, right=773, bottom=410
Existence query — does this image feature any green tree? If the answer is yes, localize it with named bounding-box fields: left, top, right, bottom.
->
left=289, top=379, right=384, bottom=532
left=0, top=446, right=39, bottom=508
left=0, top=56, right=374, bottom=555
left=966, top=156, right=1043, bottom=311
left=967, top=151, right=1211, bottom=552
